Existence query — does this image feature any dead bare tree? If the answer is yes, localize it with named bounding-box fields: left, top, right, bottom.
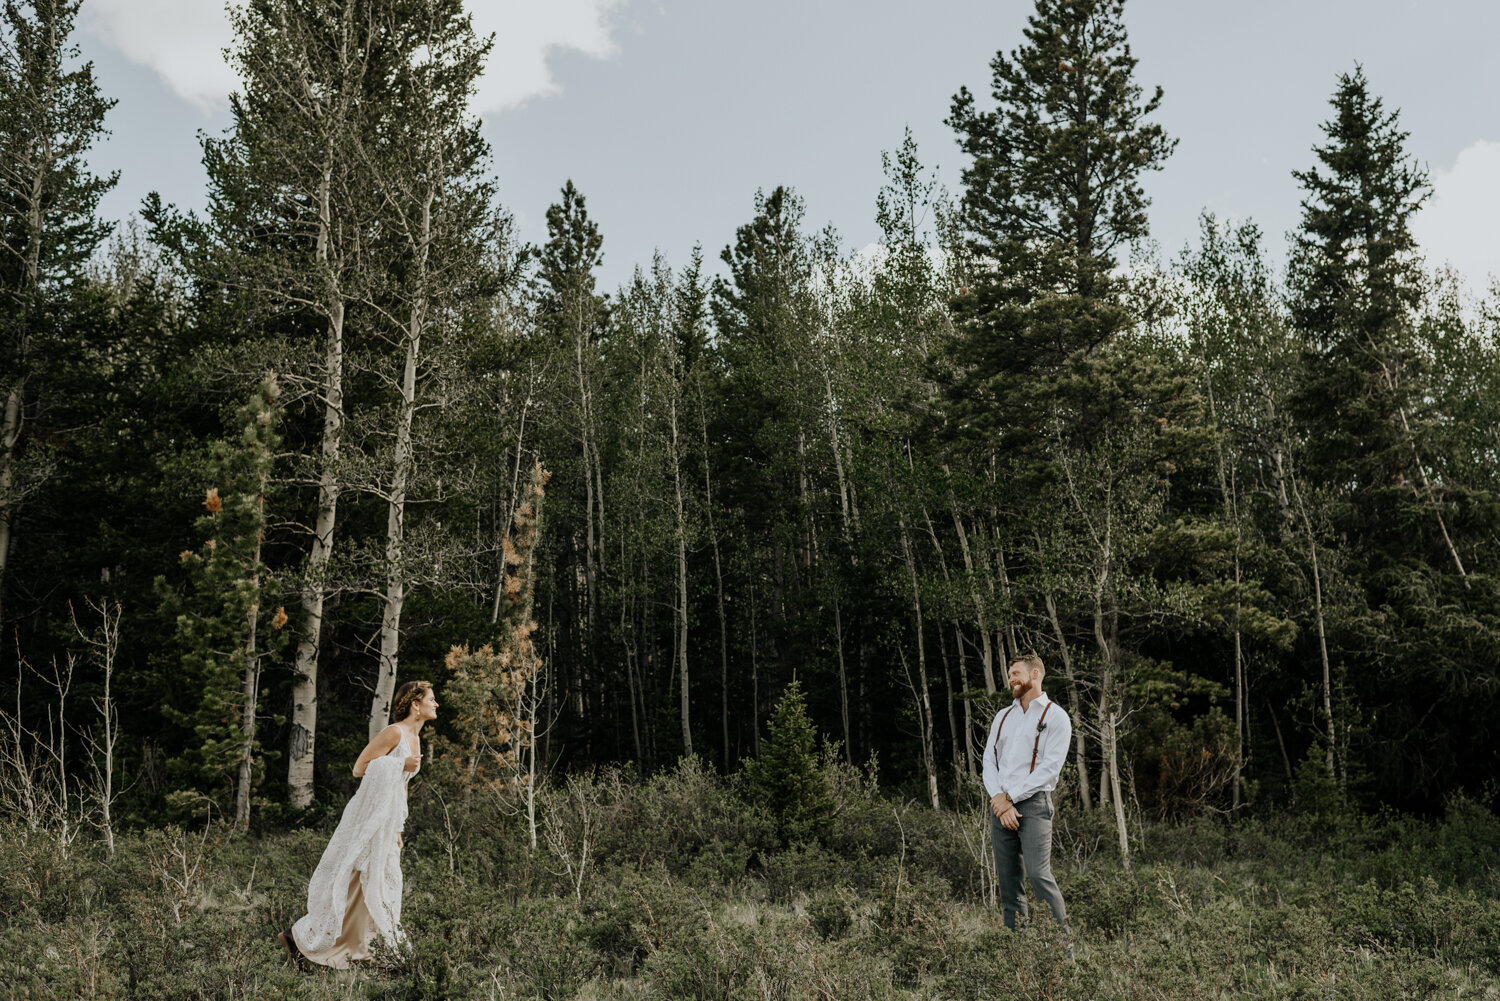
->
left=73, top=598, right=122, bottom=854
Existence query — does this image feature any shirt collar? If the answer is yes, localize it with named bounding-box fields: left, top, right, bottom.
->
left=1012, top=691, right=1051, bottom=713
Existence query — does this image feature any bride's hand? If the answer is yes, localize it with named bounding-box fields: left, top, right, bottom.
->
left=404, top=754, right=422, bottom=772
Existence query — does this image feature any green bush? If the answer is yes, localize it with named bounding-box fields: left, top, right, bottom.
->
left=2, top=780, right=1499, bottom=998
left=806, top=890, right=853, bottom=940
left=1068, top=863, right=1152, bottom=936
left=759, top=840, right=847, bottom=901
left=744, top=680, right=834, bottom=845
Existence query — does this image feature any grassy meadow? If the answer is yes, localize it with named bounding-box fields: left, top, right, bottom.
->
left=5, top=759, right=1499, bottom=1000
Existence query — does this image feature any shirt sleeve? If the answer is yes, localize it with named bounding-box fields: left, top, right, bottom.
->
left=980, top=710, right=1004, bottom=797
left=1008, top=706, right=1071, bottom=804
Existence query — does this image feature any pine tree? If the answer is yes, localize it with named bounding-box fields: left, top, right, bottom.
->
left=0, top=0, right=116, bottom=641
left=942, top=0, right=1174, bottom=446
left=745, top=679, right=832, bottom=845
left=710, top=186, right=820, bottom=712
left=1289, top=69, right=1500, bottom=805
left=941, top=1, right=1223, bottom=863
left=1290, top=67, right=1430, bottom=529
left=156, top=374, right=287, bottom=825
left=947, top=0, right=1173, bottom=294
left=534, top=181, right=608, bottom=754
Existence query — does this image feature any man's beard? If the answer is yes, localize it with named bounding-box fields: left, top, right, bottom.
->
left=1011, top=682, right=1026, bottom=698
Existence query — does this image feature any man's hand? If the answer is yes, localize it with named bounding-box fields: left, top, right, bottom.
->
left=990, top=792, right=1008, bottom=818
left=999, top=803, right=1022, bottom=830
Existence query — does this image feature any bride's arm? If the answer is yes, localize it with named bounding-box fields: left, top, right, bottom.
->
left=352, top=726, right=402, bottom=778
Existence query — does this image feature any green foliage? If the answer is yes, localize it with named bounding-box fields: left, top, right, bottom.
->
left=1292, top=743, right=1345, bottom=819
left=1283, top=67, right=1500, bottom=805
left=1289, top=66, right=1433, bottom=546
left=0, top=0, right=117, bottom=294
left=10, top=0, right=1500, bottom=872
left=806, top=890, right=853, bottom=940
left=1128, top=700, right=1241, bottom=820
left=4, top=769, right=1500, bottom=997
left=947, top=0, right=1175, bottom=276
left=153, top=374, right=287, bottom=822
left=536, top=179, right=606, bottom=320
left=0, top=0, right=118, bottom=643
left=744, top=680, right=834, bottom=845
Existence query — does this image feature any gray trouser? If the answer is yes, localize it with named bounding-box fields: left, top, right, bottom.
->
left=991, top=790, right=1068, bottom=930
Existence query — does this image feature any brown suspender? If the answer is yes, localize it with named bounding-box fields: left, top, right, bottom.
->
left=992, top=706, right=1014, bottom=770
left=1030, top=702, right=1052, bottom=772
left=993, top=700, right=1053, bottom=774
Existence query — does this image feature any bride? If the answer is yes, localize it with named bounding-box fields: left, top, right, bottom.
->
left=277, top=680, right=437, bottom=968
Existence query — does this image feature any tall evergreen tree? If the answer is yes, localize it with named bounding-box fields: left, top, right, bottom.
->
left=947, top=0, right=1173, bottom=296
left=1289, top=69, right=1500, bottom=804
left=943, top=0, right=1174, bottom=446
left=1290, top=67, right=1430, bottom=533
left=0, top=0, right=115, bottom=644
left=943, top=0, right=1207, bottom=854
left=533, top=180, right=609, bottom=756
left=711, top=186, right=820, bottom=706
left=156, top=374, right=287, bottom=826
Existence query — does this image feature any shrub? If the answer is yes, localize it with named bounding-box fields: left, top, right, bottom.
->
left=760, top=841, right=847, bottom=902
left=806, top=890, right=853, bottom=940
left=744, top=680, right=834, bottom=845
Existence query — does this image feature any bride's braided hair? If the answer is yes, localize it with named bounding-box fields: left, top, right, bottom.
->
left=392, top=680, right=432, bottom=723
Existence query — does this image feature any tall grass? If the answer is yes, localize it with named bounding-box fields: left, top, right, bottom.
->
left=3, top=758, right=1497, bottom=999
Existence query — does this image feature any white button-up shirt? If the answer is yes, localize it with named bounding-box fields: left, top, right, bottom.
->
left=981, top=692, right=1071, bottom=804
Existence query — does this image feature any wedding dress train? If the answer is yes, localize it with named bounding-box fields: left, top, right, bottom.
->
left=291, top=729, right=416, bottom=968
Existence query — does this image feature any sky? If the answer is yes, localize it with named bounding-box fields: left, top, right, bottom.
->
left=77, top=0, right=1500, bottom=296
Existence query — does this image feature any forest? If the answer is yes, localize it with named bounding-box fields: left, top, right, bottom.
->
left=2, top=0, right=1499, bottom=997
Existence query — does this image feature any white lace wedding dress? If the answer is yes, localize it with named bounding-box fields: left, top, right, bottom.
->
left=291, top=727, right=416, bottom=968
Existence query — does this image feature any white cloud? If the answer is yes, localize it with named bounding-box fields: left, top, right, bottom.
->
left=1413, top=140, right=1500, bottom=291
left=81, top=0, right=628, bottom=115
left=82, top=0, right=237, bottom=113
left=471, top=1, right=627, bottom=115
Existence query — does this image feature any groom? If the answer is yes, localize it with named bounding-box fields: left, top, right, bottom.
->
left=982, top=653, right=1072, bottom=932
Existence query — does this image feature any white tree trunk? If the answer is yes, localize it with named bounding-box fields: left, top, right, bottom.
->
left=900, top=521, right=940, bottom=810
left=670, top=396, right=691, bottom=757
left=1289, top=470, right=1337, bottom=787
left=697, top=387, right=730, bottom=767
left=948, top=501, right=996, bottom=695
left=370, top=305, right=420, bottom=739
left=0, top=381, right=22, bottom=631
left=1106, top=709, right=1130, bottom=871
left=1092, top=582, right=1115, bottom=811
left=289, top=284, right=344, bottom=808
left=1041, top=584, right=1091, bottom=810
